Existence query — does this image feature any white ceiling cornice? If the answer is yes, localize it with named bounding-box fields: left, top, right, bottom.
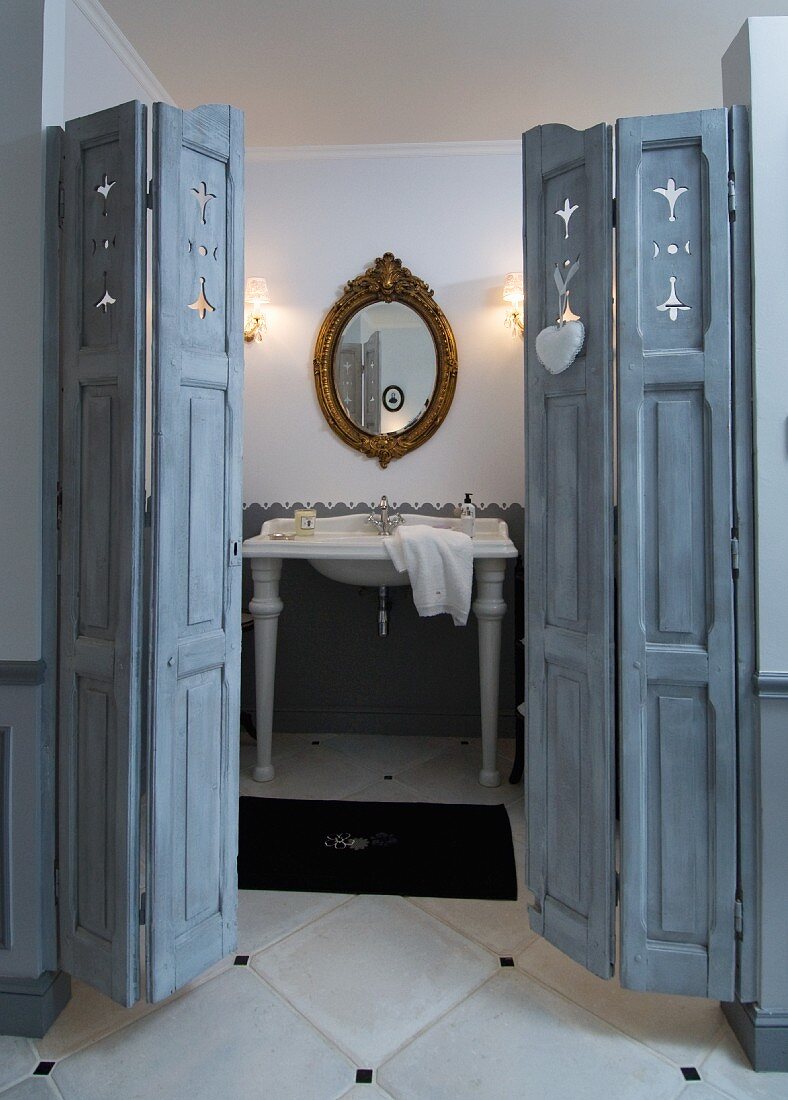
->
left=245, top=140, right=522, bottom=163
left=72, top=0, right=175, bottom=105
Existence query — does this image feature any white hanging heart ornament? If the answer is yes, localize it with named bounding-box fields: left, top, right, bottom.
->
left=535, top=320, right=585, bottom=375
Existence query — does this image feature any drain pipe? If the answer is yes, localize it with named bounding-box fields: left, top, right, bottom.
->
left=377, top=586, right=390, bottom=637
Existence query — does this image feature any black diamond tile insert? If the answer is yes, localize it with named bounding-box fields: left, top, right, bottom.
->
left=384, top=775, right=393, bottom=781
left=681, top=1067, right=702, bottom=1082
left=311, top=740, right=320, bottom=745
left=460, top=740, right=469, bottom=746
left=499, top=956, right=515, bottom=967
left=234, top=954, right=250, bottom=966
left=355, top=1069, right=374, bottom=1084
left=33, top=1062, right=55, bottom=1076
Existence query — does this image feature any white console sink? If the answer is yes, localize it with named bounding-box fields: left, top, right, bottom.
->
left=242, top=512, right=517, bottom=788
left=243, top=513, right=516, bottom=588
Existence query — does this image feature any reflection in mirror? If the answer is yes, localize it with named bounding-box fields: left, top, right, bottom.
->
left=333, top=302, right=437, bottom=436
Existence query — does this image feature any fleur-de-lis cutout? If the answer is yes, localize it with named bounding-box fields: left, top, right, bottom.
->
left=191, top=181, right=216, bottom=225
left=555, top=198, right=579, bottom=240
left=187, top=276, right=215, bottom=319
left=657, top=275, right=691, bottom=321
left=95, top=273, right=116, bottom=313
left=96, top=174, right=116, bottom=217
left=653, top=178, right=688, bottom=222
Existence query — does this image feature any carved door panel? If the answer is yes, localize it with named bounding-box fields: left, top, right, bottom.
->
left=616, top=109, right=737, bottom=999
left=146, top=103, right=244, bottom=1002
left=58, top=101, right=147, bottom=1007
left=523, top=122, right=616, bottom=979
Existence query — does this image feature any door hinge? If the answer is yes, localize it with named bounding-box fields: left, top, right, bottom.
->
left=611, top=197, right=617, bottom=228
left=146, top=178, right=154, bottom=210
left=54, top=864, right=60, bottom=902
left=728, top=174, right=736, bottom=222
left=56, top=481, right=63, bottom=531
left=734, top=897, right=743, bottom=939
left=139, top=891, right=147, bottom=926
left=615, top=870, right=620, bottom=905
left=731, top=534, right=740, bottom=577
left=57, top=179, right=65, bottom=229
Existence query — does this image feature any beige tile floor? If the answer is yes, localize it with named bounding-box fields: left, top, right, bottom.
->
left=1, top=731, right=784, bottom=1099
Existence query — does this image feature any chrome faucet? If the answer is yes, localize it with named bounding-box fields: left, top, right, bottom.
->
left=366, top=494, right=404, bottom=536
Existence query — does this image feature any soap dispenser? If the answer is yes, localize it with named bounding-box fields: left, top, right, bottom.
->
left=460, top=492, right=476, bottom=536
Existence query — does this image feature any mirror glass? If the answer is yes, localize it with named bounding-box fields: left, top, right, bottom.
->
left=332, top=302, right=437, bottom=436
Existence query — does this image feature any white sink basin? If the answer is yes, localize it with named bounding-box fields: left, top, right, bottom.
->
left=242, top=513, right=517, bottom=587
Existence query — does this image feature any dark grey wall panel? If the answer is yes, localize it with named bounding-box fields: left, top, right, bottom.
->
left=617, top=108, right=737, bottom=1000
left=148, top=103, right=244, bottom=1003
left=523, top=122, right=615, bottom=980
left=241, top=501, right=522, bottom=739
left=58, top=101, right=146, bottom=1008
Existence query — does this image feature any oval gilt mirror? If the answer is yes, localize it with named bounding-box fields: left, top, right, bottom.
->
left=314, top=254, right=458, bottom=467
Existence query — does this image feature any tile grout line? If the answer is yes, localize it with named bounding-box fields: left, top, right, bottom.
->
left=34, top=955, right=239, bottom=1067
left=375, top=969, right=505, bottom=1078
left=244, top=892, right=360, bottom=961
left=247, top=914, right=502, bottom=1072
left=508, top=950, right=721, bottom=1077
left=244, top=962, right=366, bottom=1070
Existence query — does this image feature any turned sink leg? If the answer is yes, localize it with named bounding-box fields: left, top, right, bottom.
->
left=473, top=558, right=507, bottom=787
left=249, top=557, right=283, bottom=782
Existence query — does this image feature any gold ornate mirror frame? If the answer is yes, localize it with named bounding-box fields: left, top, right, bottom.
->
left=313, top=253, right=458, bottom=468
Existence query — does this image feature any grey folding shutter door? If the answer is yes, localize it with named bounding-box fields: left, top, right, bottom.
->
left=523, top=124, right=616, bottom=979
left=147, top=104, right=244, bottom=1002
left=58, top=102, right=147, bottom=1007
left=616, top=110, right=737, bottom=999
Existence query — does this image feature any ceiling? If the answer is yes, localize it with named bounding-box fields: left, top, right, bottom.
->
left=101, top=0, right=788, bottom=147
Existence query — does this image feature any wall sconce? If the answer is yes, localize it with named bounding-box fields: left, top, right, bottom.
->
left=244, top=276, right=270, bottom=342
left=502, top=271, right=524, bottom=336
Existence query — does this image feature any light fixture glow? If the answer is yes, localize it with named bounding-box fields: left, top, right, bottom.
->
left=244, top=276, right=270, bottom=342
left=502, top=271, right=524, bottom=336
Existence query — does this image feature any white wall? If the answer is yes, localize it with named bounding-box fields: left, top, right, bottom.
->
left=0, top=0, right=66, bottom=661
left=723, top=16, right=788, bottom=1016
left=64, top=0, right=171, bottom=119
left=243, top=146, right=524, bottom=513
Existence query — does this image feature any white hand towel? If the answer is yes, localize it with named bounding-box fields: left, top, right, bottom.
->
left=385, top=525, right=474, bottom=626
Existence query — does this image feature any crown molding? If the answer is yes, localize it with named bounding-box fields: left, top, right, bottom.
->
left=245, top=139, right=521, bottom=163
left=70, top=0, right=175, bottom=106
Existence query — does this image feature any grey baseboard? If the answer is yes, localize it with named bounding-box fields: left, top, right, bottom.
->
left=723, top=999, right=788, bottom=1072
left=272, top=708, right=517, bottom=738
left=0, top=970, right=70, bottom=1037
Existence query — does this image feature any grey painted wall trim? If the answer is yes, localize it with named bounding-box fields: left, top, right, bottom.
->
left=724, top=999, right=788, bottom=1072
left=754, top=673, right=788, bottom=697
left=0, top=661, right=46, bottom=686
left=0, top=970, right=70, bottom=1038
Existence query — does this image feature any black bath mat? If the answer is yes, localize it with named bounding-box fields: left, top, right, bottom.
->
left=237, top=797, right=517, bottom=900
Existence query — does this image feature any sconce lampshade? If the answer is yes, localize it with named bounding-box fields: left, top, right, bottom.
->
left=245, top=276, right=270, bottom=305
left=502, top=271, right=524, bottom=305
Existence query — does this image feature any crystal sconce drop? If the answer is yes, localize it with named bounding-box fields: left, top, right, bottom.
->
left=244, top=276, right=270, bottom=342
left=502, top=272, right=524, bottom=336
